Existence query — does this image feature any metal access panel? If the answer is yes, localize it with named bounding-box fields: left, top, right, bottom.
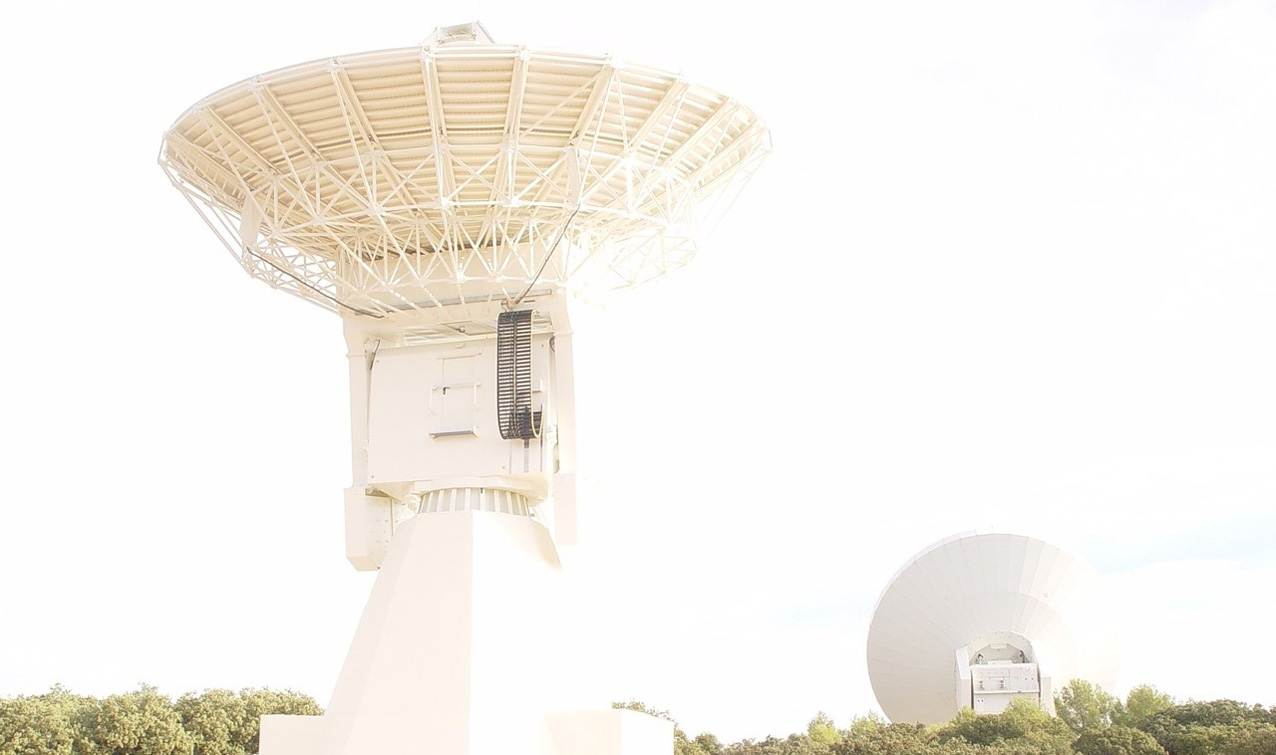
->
left=971, top=663, right=1041, bottom=714
left=365, top=336, right=554, bottom=487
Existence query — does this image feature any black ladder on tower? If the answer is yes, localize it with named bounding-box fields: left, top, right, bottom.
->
left=496, top=309, right=541, bottom=440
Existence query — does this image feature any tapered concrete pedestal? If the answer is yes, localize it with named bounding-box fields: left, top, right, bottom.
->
left=259, top=510, right=672, bottom=755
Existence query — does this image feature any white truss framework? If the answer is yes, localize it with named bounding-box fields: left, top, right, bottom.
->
left=160, top=41, right=770, bottom=316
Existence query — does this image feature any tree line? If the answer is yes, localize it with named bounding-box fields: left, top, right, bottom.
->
left=2, top=682, right=1272, bottom=755
left=0, top=687, right=318, bottom=755
left=616, top=681, right=1276, bottom=755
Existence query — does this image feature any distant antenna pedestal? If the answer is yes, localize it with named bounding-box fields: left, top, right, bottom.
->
left=956, top=634, right=1049, bottom=715
left=161, top=24, right=768, bottom=755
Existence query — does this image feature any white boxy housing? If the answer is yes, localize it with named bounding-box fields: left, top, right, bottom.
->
left=866, top=532, right=1119, bottom=725
left=342, top=300, right=579, bottom=571
left=161, top=22, right=768, bottom=755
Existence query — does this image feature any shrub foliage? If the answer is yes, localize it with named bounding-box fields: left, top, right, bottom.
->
left=2, top=682, right=1272, bottom=755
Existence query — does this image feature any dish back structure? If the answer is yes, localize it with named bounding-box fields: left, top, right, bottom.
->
left=160, top=23, right=768, bottom=755
left=866, top=532, right=1118, bottom=725
left=161, top=23, right=767, bottom=317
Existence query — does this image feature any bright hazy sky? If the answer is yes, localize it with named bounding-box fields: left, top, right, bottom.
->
left=1, top=0, right=1274, bottom=744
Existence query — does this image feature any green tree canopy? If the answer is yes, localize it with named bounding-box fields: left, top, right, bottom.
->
left=238, top=690, right=320, bottom=754
left=843, top=712, right=886, bottom=741
left=0, top=685, right=320, bottom=755
left=1055, top=680, right=1120, bottom=734
left=1073, top=725, right=1167, bottom=755
left=939, top=699, right=1073, bottom=754
left=1137, top=700, right=1276, bottom=755
left=0, top=696, right=75, bottom=755
left=7, top=685, right=1276, bottom=755
left=175, top=689, right=247, bottom=755
left=1217, top=725, right=1276, bottom=755
left=1113, top=687, right=1174, bottom=729
left=174, top=688, right=319, bottom=755
left=808, top=712, right=841, bottom=746
left=693, top=732, right=724, bottom=755
left=833, top=721, right=974, bottom=755
left=89, top=687, right=192, bottom=755
left=723, top=734, right=831, bottom=755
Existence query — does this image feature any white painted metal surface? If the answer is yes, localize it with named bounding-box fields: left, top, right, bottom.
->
left=866, top=532, right=1119, bottom=725
left=337, top=294, right=576, bottom=570
left=260, top=511, right=675, bottom=755
left=161, top=22, right=768, bottom=755
left=160, top=26, right=769, bottom=317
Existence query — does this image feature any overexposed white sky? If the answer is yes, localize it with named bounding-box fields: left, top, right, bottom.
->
left=1, top=0, right=1274, bottom=744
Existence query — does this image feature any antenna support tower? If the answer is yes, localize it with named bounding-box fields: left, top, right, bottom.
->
left=161, top=22, right=768, bottom=755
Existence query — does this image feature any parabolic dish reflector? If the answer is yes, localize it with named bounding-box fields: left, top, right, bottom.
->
left=866, top=532, right=1118, bottom=724
left=159, top=31, right=769, bottom=317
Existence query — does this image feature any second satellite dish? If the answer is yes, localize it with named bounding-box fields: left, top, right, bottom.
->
left=867, top=532, right=1119, bottom=724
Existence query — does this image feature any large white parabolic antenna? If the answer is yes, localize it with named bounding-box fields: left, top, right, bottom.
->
left=866, top=532, right=1118, bottom=725
left=161, top=23, right=768, bottom=317
left=160, top=22, right=768, bottom=755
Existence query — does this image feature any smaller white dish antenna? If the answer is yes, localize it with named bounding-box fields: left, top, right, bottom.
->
left=867, top=532, right=1119, bottom=724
